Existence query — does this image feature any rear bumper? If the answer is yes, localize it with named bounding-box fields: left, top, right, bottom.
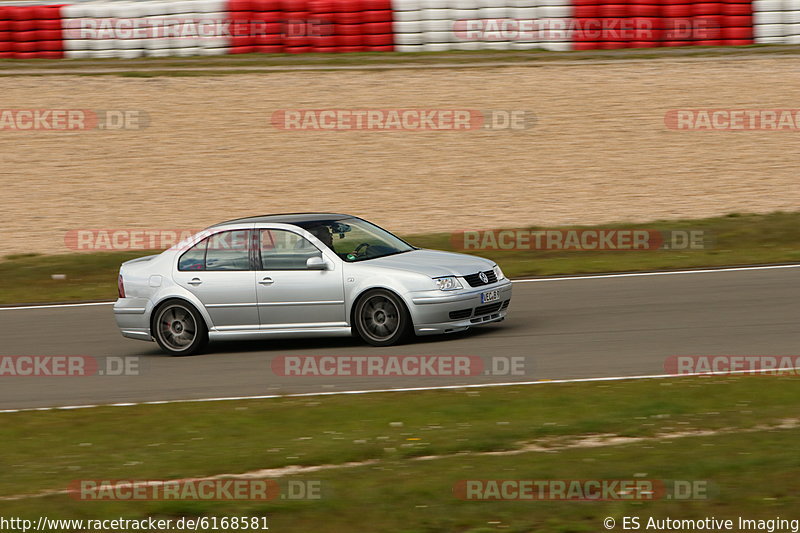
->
left=113, top=297, right=154, bottom=341
left=409, top=280, right=512, bottom=336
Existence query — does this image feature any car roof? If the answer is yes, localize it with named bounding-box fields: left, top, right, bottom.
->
left=210, top=213, right=354, bottom=228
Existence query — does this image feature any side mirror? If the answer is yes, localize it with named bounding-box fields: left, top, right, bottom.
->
left=306, top=256, right=328, bottom=270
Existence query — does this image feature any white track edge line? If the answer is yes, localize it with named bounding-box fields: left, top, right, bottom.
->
left=0, top=301, right=114, bottom=310
left=1, top=263, right=798, bottom=311
left=511, top=263, right=800, bottom=282
left=2, top=366, right=798, bottom=414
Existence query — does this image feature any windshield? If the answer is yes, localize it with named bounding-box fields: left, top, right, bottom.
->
left=298, top=218, right=415, bottom=262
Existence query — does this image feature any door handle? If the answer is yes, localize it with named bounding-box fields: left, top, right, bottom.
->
left=188, top=278, right=202, bottom=286
left=259, top=277, right=274, bottom=286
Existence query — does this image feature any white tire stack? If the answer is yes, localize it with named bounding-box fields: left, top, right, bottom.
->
left=62, top=3, right=91, bottom=58
left=145, top=2, right=176, bottom=57
left=111, top=2, right=146, bottom=58
left=79, top=2, right=117, bottom=57
left=196, top=0, right=229, bottom=54
left=450, top=0, right=480, bottom=50
left=753, top=0, right=785, bottom=43
left=168, top=0, right=201, bottom=57
left=421, top=0, right=453, bottom=51
left=477, top=0, right=510, bottom=49
left=537, top=0, right=572, bottom=50
left=509, top=0, right=539, bottom=49
left=782, top=0, right=800, bottom=42
left=392, top=0, right=424, bottom=51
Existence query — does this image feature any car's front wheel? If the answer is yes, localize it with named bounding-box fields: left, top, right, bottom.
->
left=353, top=289, right=411, bottom=347
left=152, top=299, right=208, bottom=356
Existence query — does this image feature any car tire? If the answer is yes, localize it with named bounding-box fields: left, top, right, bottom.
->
left=152, top=299, right=208, bottom=356
left=353, top=289, right=412, bottom=347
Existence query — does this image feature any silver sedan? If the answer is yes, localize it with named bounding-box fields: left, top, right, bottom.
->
left=114, top=214, right=512, bottom=355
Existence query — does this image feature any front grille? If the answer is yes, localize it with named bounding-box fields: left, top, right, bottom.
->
left=474, top=301, right=503, bottom=316
left=471, top=313, right=500, bottom=324
left=463, top=270, right=498, bottom=287
left=501, top=299, right=510, bottom=309
left=449, top=308, right=472, bottom=320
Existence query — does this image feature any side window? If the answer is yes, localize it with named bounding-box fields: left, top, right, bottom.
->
left=205, top=230, right=252, bottom=271
left=178, top=239, right=207, bottom=271
left=260, top=229, right=322, bottom=270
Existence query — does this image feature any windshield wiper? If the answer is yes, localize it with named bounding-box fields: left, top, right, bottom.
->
left=352, top=249, right=413, bottom=262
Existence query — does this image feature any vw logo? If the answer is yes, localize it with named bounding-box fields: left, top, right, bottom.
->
left=479, top=272, right=489, bottom=284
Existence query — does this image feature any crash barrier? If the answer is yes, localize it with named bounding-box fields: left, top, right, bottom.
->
left=60, top=0, right=393, bottom=57
left=225, top=0, right=395, bottom=54
left=392, top=0, right=756, bottom=51
left=753, top=0, right=800, bottom=44
left=3, top=0, right=800, bottom=58
left=60, top=0, right=230, bottom=58
left=0, top=4, right=65, bottom=58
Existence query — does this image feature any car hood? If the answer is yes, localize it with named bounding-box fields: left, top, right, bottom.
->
left=365, top=249, right=494, bottom=277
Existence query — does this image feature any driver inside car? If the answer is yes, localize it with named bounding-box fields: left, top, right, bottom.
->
left=308, top=225, right=335, bottom=251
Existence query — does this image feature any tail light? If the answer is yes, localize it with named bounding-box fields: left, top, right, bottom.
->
left=118, top=274, right=126, bottom=298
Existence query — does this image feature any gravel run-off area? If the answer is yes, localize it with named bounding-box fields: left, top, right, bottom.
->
left=1, top=56, right=799, bottom=255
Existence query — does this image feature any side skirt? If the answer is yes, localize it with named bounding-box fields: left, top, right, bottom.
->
left=208, top=326, right=353, bottom=341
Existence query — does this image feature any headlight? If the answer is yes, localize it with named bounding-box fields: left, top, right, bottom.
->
left=493, top=265, right=505, bottom=280
left=434, top=276, right=463, bottom=291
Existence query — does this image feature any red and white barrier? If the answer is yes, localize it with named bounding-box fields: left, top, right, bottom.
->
left=0, top=0, right=785, bottom=58
left=0, top=4, right=65, bottom=59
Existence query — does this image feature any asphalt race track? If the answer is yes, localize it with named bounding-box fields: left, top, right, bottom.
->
left=1, top=266, right=797, bottom=411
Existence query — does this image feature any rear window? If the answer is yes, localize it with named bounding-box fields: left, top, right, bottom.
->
left=178, top=230, right=252, bottom=271
left=205, top=230, right=251, bottom=271
left=178, top=239, right=207, bottom=271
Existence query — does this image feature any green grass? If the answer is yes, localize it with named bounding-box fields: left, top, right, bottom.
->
left=2, top=375, right=799, bottom=531
left=1, top=44, right=800, bottom=77
left=411, top=210, right=800, bottom=279
left=3, top=211, right=800, bottom=305
left=0, top=250, right=148, bottom=304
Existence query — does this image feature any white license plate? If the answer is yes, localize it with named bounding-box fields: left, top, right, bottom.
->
left=481, top=290, right=500, bottom=303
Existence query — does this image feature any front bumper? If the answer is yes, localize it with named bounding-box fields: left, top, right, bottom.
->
left=409, top=280, right=512, bottom=336
left=113, top=297, right=154, bottom=341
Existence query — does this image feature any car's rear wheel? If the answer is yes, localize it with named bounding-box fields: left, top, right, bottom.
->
left=153, top=299, right=208, bottom=356
left=353, top=289, right=411, bottom=346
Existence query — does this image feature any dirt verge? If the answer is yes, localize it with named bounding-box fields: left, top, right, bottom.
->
left=1, top=56, right=799, bottom=255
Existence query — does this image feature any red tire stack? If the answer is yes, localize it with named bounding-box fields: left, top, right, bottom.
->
left=229, top=0, right=256, bottom=53
left=8, top=6, right=36, bottom=59
left=283, top=0, right=312, bottom=53
left=0, top=7, right=12, bottom=58
left=598, top=0, right=628, bottom=48
left=252, top=0, right=284, bottom=53
left=6, top=5, right=64, bottom=59
left=308, top=0, right=337, bottom=52
left=693, top=1, right=723, bottom=45
left=573, top=0, right=603, bottom=50
left=333, top=0, right=364, bottom=52
left=361, top=0, right=393, bottom=51
left=661, top=0, right=693, bottom=46
left=37, top=5, right=64, bottom=59
left=629, top=0, right=662, bottom=48
left=720, top=0, right=753, bottom=44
